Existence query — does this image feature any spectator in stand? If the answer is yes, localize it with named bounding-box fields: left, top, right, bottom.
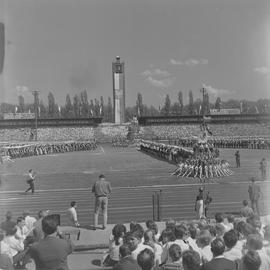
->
left=125, top=231, right=154, bottom=261
left=2, top=226, right=24, bottom=259
left=248, top=177, right=261, bottom=216
left=137, top=248, right=155, bottom=270
left=245, top=234, right=270, bottom=270
left=162, top=244, right=182, bottom=270
left=143, top=229, right=163, bottom=266
left=104, top=224, right=126, bottom=267
left=196, top=230, right=213, bottom=264
left=29, top=214, right=74, bottom=270
left=1, top=211, right=16, bottom=234
left=226, top=215, right=235, bottom=231
left=215, top=213, right=230, bottom=232
left=241, top=250, right=261, bottom=270
left=235, top=151, right=240, bottom=168
left=0, top=229, right=14, bottom=269
left=240, top=200, right=255, bottom=218
left=174, top=225, right=189, bottom=252
left=223, top=229, right=242, bottom=262
left=182, top=250, right=201, bottom=270
left=113, top=244, right=141, bottom=270
left=146, top=220, right=160, bottom=242
left=215, top=224, right=226, bottom=239
left=201, top=238, right=236, bottom=270
left=263, top=225, right=270, bottom=256
left=186, top=225, right=201, bottom=257
left=160, top=229, right=176, bottom=264
left=15, top=217, right=27, bottom=243
left=22, top=211, right=37, bottom=237
left=67, top=201, right=80, bottom=227
left=33, top=210, right=49, bottom=241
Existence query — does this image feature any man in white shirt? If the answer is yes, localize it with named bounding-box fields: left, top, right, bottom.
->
left=22, top=211, right=37, bottom=236
left=67, top=201, right=79, bottom=227
left=223, top=229, right=242, bottom=261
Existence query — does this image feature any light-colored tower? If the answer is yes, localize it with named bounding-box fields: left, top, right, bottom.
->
left=112, top=56, right=125, bottom=124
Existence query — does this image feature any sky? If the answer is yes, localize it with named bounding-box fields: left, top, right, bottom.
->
left=0, top=0, right=270, bottom=107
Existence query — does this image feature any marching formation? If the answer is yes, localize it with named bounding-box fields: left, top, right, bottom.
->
left=1, top=141, right=97, bottom=159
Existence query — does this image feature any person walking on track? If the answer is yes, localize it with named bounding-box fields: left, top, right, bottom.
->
left=248, top=177, right=261, bottom=216
left=25, top=169, right=36, bottom=194
left=92, top=174, right=112, bottom=230
left=235, top=150, right=240, bottom=168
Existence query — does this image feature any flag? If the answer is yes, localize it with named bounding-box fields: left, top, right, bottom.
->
left=137, top=106, right=140, bottom=116
left=199, top=105, right=202, bottom=115
left=38, top=106, right=41, bottom=116
left=90, top=109, right=93, bottom=116
left=15, top=106, right=18, bottom=113
left=240, top=101, right=243, bottom=113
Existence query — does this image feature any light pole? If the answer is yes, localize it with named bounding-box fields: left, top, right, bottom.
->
left=32, top=90, right=39, bottom=141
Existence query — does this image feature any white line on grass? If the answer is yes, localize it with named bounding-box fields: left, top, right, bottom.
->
left=0, top=180, right=269, bottom=194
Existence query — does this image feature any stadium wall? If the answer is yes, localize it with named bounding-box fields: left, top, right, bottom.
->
left=138, top=114, right=270, bottom=125
left=0, top=117, right=102, bottom=129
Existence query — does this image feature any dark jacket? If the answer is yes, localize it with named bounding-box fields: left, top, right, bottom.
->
left=113, top=256, right=141, bottom=270
left=29, top=235, right=74, bottom=270
left=201, top=257, right=236, bottom=270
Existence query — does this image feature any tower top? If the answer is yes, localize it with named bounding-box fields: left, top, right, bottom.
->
left=116, top=56, right=121, bottom=63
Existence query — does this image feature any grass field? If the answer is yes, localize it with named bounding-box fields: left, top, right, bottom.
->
left=0, top=144, right=269, bottom=224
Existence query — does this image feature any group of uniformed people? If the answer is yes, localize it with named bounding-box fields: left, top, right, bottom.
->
left=174, top=137, right=270, bottom=149
left=139, top=140, right=193, bottom=163
left=2, top=141, right=97, bottom=159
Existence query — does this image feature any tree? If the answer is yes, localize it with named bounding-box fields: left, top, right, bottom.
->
left=161, top=94, right=171, bottom=115
left=136, top=93, right=143, bottom=116
left=63, top=94, right=73, bottom=118
left=39, top=99, right=47, bottom=118
left=94, top=98, right=100, bottom=116
left=215, top=97, right=222, bottom=111
left=48, top=91, right=56, bottom=118
left=80, top=90, right=89, bottom=117
left=73, top=94, right=80, bottom=117
left=107, top=97, right=113, bottom=122
left=171, top=102, right=181, bottom=115
left=188, top=90, right=194, bottom=115
left=178, top=91, right=183, bottom=115
left=18, top=95, right=25, bottom=113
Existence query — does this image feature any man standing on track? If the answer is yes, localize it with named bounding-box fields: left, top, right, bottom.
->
left=25, top=169, right=36, bottom=194
left=92, top=174, right=112, bottom=230
left=248, top=177, right=261, bottom=216
left=235, top=150, right=240, bottom=168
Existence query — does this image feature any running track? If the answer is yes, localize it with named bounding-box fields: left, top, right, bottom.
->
left=0, top=145, right=269, bottom=225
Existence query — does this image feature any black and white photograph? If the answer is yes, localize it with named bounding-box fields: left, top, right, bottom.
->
left=0, top=0, right=270, bottom=269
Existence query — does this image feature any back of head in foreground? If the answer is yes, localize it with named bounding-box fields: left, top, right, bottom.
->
left=137, top=248, right=155, bottom=270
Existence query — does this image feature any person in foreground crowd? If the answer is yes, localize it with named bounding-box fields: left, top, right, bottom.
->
left=137, top=248, right=156, bottom=270
left=248, top=177, right=261, bottom=216
left=25, top=169, right=36, bottom=194
left=1, top=211, right=16, bottom=233
left=240, top=250, right=261, bottom=270
left=0, top=229, right=14, bottom=270
left=67, top=201, right=80, bottom=227
left=113, top=244, right=141, bottom=270
left=223, top=229, right=242, bottom=261
left=201, top=238, right=237, bottom=270
left=33, top=210, right=49, bottom=241
left=28, top=214, right=74, bottom=270
left=182, top=250, right=201, bottom=270
left=92, top=174, right=112, bottom=230
left=104, top=224, right=127, bottom=267
left=240, top=200, right=254, bottom=218
left=161, top=244, right=182, bottom=270
left=245, top=234, right=270, bottom=270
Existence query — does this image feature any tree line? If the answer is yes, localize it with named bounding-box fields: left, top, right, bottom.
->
left=0, top=89, right=269, bottom=122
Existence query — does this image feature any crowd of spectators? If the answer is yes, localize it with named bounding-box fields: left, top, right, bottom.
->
left=101, top=212, right=270, bottom=270
left=0, top=127, right=96, bottom=142
left=2, top=141, right=97, bottom=159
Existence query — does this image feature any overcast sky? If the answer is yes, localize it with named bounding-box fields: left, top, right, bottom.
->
left=0, top=0, right=269, bottom=107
